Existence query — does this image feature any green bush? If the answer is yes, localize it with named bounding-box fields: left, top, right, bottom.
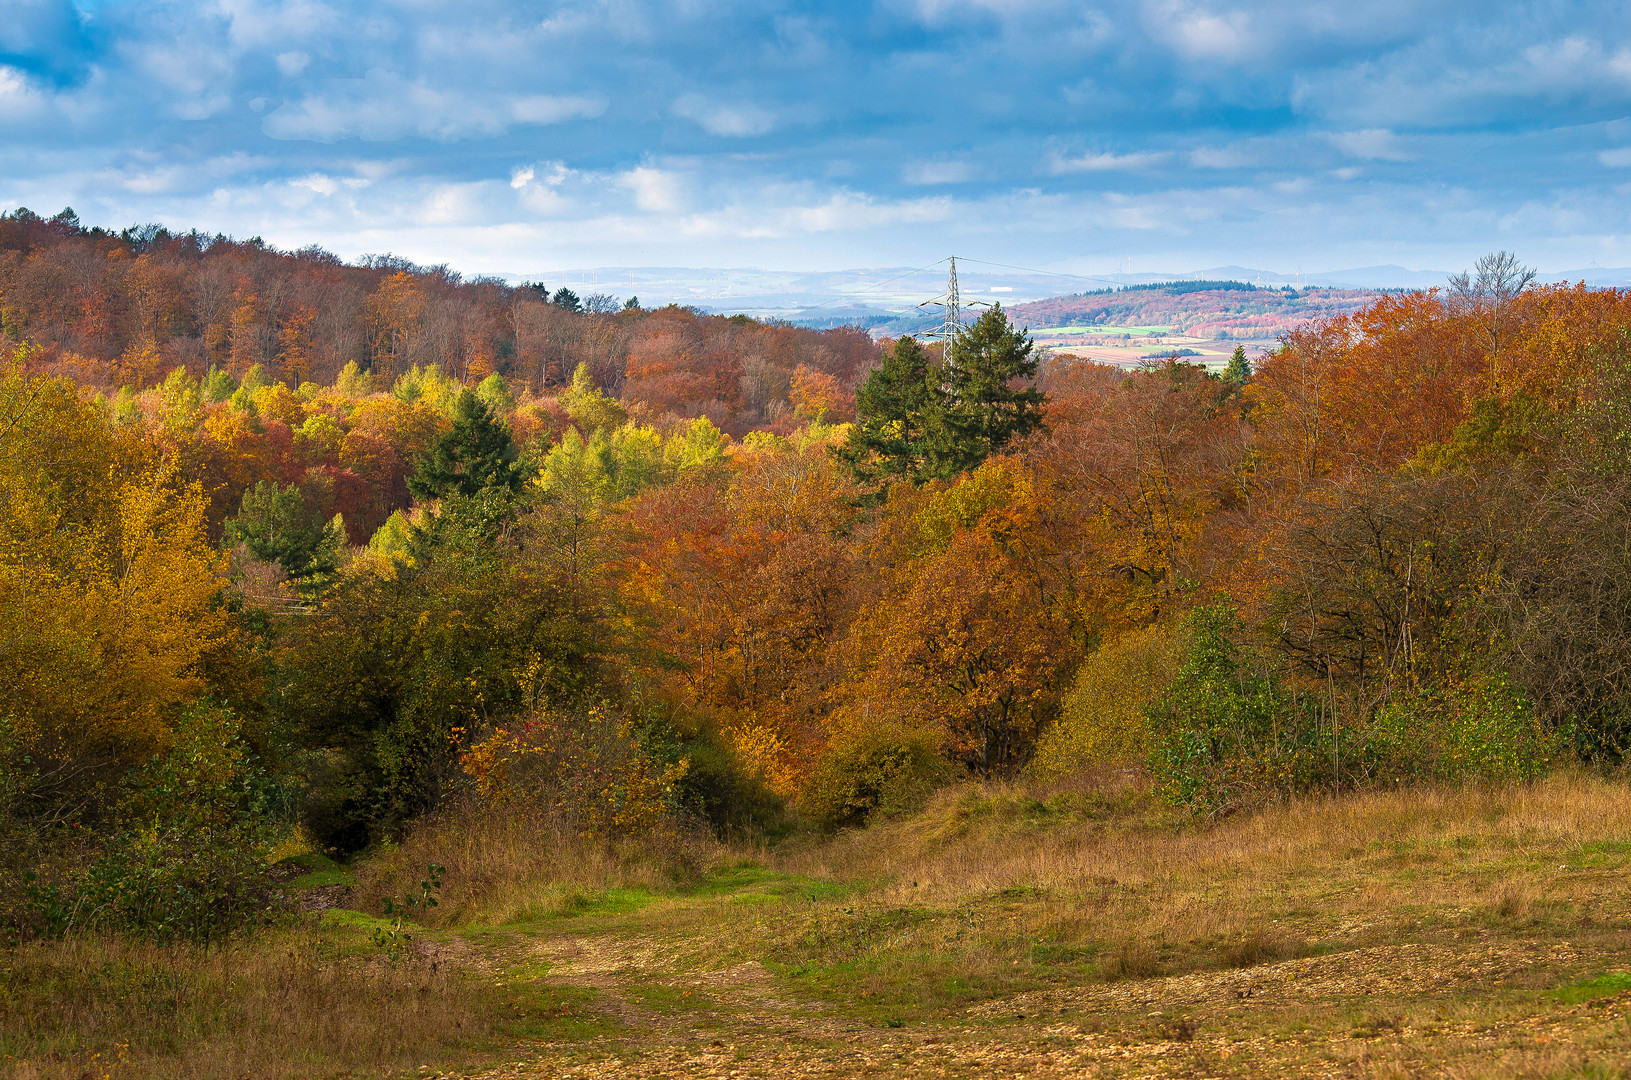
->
left=1146, top=606, right=1572, bottom=815
left=25, top=702, right=279, bottom=943
left=1030, top=623, right=1185, bottom=779
left=674, top=737, right=791, bottom=839
left=1359, top=675, right=1566, bottom=785
left=803, top=725, right=953, bottom=830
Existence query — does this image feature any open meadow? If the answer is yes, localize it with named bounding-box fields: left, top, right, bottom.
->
left=7, top=773, right=1631, bottom=1079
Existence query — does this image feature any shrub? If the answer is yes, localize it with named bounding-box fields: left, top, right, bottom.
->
left=673, top=735, right=791, bottom=839
left=459, top=704, right=688, bottom=839
left=1145, top=606, right=1306, bottom=814
left=1145, top=606, right=1573, bottom=815
left=1030, top=623, right=1185, bottom=780
left=1358, top=675, right=1566, bottom=785
left=803, top=724, right=954, bottom=830
left=23, top=702, right=279, bottom=943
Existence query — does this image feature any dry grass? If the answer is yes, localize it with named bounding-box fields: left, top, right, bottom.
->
left=0, top=924, right=488, bottom=1080
left=759, top=769, right=1631, bottom=997
left=9, top=772, right=1631, bottom=1079
left=354, top=799, right=717, bottom=928
left=447, top=770, right=1631, bottom=1078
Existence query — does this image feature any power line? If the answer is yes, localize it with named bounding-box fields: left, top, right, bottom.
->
left=950, top=255, right=1125, bottom=289
left=796, top=258, right=951, bottom=313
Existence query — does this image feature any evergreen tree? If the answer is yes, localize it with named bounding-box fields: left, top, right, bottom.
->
left=225, top=480, right=343, bottom=588
left=1223, top=344, right=1251, bottom=385
left=408, top=389, right=523, bottom=500
left=839, top=335, right=939, bottom=485
left=926, top=305, right=1046, bottom=480
left=842, top=307, right=1046, bottom=485
left=553, top=287, right=582, bottom=314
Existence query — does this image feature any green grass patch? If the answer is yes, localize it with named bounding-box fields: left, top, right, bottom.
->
left=625, top=984, right=717, bottom=1014
left=1566, top=840, right=1631, bottom=869
left=1029, top=942, right=1102, bottom=965
left=317, top=908, right=412, bottom=933
left=508, top=886, right=662, bottom=923
left=492, top=984, right=625, bottom=1040
left=272, top=851, right=357, bottom=889
left=681, top=863, right=783, bottom=896
left=1551, top=972, right=1631, bottom=1004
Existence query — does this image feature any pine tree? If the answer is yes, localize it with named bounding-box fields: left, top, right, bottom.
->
left=225, top=480, right=343, bottom=589
left=408, top=389, right=523, bottom=500
left=1223, top=344, right=1251, bottom=385
left=926, top=305, right=1046, bottom=480
left=839, top=335, right=939, bottom=485
left=842, top=307, right=1047, bottom=486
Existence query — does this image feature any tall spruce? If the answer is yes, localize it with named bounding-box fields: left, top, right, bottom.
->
left=928, top=304, right=1046, bottom=479
left=842, top=306, right=1046, bottom=486
left=408, top=389, right=523, bottom=500
left=838, top=335, right=939, bottom=485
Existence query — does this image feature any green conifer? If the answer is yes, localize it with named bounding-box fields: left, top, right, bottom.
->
left=408, top=389, right=523, bottom=500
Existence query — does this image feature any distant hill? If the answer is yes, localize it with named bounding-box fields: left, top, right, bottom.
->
left=1011, top=281, right=1386, bottom=342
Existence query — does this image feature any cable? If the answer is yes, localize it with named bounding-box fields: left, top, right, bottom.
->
left=951, top=255, right=1126, bottom=289
left=794, top=258, right=951, bottom=312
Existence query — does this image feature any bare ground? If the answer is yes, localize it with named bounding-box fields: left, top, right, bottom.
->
left=442, top=925, right=1631, bottom=1080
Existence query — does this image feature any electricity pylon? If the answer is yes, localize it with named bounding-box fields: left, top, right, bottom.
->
left=918, top=257, right=981, bottom=355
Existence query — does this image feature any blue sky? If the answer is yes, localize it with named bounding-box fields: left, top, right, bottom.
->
left=3, top=0, right=1631, bottom=278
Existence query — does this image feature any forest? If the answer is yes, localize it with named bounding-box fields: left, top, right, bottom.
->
left=7, top=217, right=1631, bottom=1075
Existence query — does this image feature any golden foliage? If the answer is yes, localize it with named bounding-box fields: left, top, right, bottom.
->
left=0, top=369, right=238, bottom=806
left=1029, top=623, right=1187, bottom=779
left=460, top=706, right=688, bottom=838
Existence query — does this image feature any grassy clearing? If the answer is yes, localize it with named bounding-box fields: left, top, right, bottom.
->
left=8, top=772, right=1631, bottom=1077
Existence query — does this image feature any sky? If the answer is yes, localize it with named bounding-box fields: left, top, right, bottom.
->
left=4, top=0, right=1631, bottom=280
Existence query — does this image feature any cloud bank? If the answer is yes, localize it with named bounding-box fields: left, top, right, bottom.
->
left=2, top=0, right=1629, bottom=275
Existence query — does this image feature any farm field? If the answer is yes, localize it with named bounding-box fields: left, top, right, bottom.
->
left=1034, top=332, right=1258, bottom=370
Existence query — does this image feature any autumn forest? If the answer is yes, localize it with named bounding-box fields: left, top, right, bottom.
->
left=8, top=208, right=1631, bottom=1075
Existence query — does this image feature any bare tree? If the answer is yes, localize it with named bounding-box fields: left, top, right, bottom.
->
left=1448, top=251, right=1536, bottom=391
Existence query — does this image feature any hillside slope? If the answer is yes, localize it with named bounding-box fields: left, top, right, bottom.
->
left=1012, top=281, right=1385, bottom=342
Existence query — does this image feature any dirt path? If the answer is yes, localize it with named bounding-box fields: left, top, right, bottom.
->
left=457, top=931, right=1631, bottom=1079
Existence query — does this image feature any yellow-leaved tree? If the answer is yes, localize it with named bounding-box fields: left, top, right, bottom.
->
left=0, top=363, right=242, bottom=826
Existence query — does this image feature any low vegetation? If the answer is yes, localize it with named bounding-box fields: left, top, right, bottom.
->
left=7, top=772, right=1631, bottom=1078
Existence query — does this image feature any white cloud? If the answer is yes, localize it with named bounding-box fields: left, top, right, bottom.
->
left=216, top=0, right=343, bottom=49
left=902, top=160, right=973, bottom=185
left=1327, top=129, right=1411, bottom=161
left=672, top=95, right=776, bottom=137
left=263, top=70, right=605, bottom=141
left=276, top=51, right=310, bottom=76
left=511, top=94, right=608, bottom=124
left=1188, top=145, right=1256, bottom=169
left=1144, top=1, right=1256, bottom=62
left=0, top=65, right=47, bottom=120
left=1600, top=147, right=1631, bottom=168
left=293, top=173, right=339, bottom=196
left=1050, top=150, right=1171, bottom=173
left=619, top=165, right=685, bottom=213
